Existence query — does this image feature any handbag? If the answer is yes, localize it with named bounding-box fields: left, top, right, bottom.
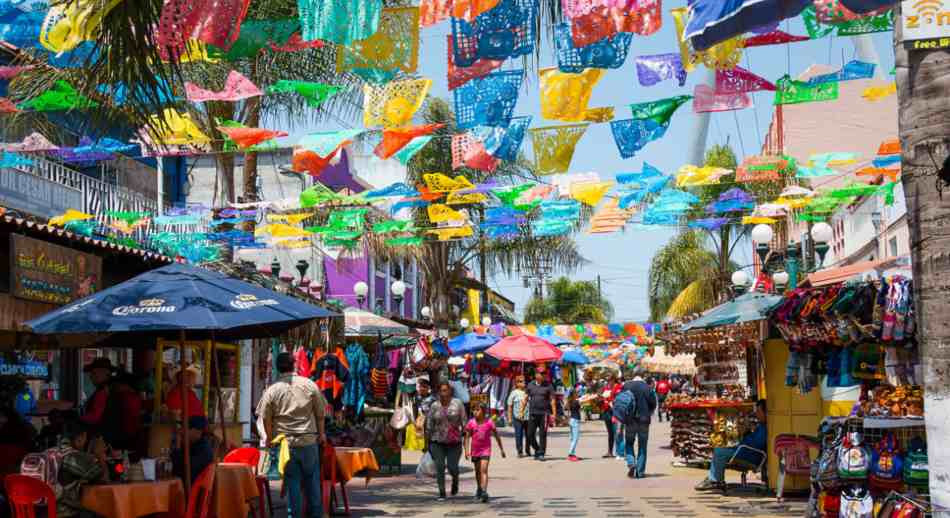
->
left=404, top=423, right=426, bottom=451
left=390, top=400, right=412, bottom=430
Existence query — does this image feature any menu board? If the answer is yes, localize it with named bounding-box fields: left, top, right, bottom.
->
left=10, top=234, right=102, bottom=304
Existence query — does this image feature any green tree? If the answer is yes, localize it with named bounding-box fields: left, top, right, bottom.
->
left=647, top=230, right=724, bottom=321
left=523, top=277, right=613, bottom=324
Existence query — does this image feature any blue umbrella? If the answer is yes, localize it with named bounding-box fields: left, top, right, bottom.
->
left=448, top=333, right=499, bottom=356
left=559, top=349, right=590, bottom=365
left=24, top=262, right=337, bottom=339
left=684, top=0, right=811, bottom=51
left=536, top=332, right=574, bottom=346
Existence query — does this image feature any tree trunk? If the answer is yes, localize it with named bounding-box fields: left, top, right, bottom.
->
left=242, top=62, right=261, bottom=203
left=894, top=6, right=950, bottom=510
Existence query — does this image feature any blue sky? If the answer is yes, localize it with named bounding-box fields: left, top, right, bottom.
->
left=313, top=6, right=898, bottom=323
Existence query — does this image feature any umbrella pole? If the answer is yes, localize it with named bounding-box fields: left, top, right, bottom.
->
left=180, top=329, right=191, bottom=496
left=210, top=330, right=228, bottom=458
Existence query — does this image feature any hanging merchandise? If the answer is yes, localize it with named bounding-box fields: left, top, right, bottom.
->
left=635, top=53, right=687, bottom=87
left=540, top=68, right=605, bottom=122
left=693, top=84, right=752, bottom=113
left=681, top=0, right=810, bottom=51
left=554, top=23, right=633, bottom=73
left=473, top=116, right=531, bottom=161
left=454, top=70, right=522, bottom=129
left=742, top=30, right=810, bottom=47
left=446, top=35, right=504, bottom=90
left=610, top=118, right=669, bottom=159
left=671, top=7, right=744, bottom=71
left=375, top=123, right=444, bottom=160
left=774, top=74, right=839, bottom=105
left=568, top=1, right=662, bottom=48
left=450, top=0, right=537, bottom=67
left=530, top=124, right=589, bottom=175
left=629, top=95, right=692, bottom=124
left=18, top=80, right=97, bottom=111
left=298, top=0, right=382, bottom=44
left=337, top=7, right=420, bottom=79
left=715, top=66, right=777, bottom=94
left=266, top=80, right=341, bottom=108
left=364, top=78, right=432, bottom=128
left=185, top=70, right=261, bottom=102
left=736, top=155, right=795, bottom=182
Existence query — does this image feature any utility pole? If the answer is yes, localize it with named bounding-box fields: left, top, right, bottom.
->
left=597, top=275, right=602, bottom=300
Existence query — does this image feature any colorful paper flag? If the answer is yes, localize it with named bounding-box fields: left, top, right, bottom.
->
left=530, top=124, right=589, bottom=175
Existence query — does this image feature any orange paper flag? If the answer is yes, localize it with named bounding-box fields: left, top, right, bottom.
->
left=374, top=123, right=445, bottom=159
left=218, top=126, right=287, bottom=149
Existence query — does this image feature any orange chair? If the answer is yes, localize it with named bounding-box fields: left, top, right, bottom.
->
left=185, top=465, right=216, bottom=518
left=223, top=447, right=272, bottom=518
left=4, top=474, right=56, bottom=518
left=321, top=445, right=349, bottom=516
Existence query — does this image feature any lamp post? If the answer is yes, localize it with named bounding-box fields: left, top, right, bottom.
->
left=353, top=281, right=368, bottom=308
left=459, top=318, right=470, bottom=331
left=270, top=258, right=281, bottom=278
left=295, top=259, right=309, bottom=282
left=811, top=222, right=833, bottom=270
left=391, top=280, right=407, bottom=315
left=481, top=316, right=492, bottom=327
left=731, top=270, right=751, bottom=297
left=772, top=270, right=790, bottom=294
left=751, top=224, right=774, bottom=266
left=421, top=306, right=432, bottom=322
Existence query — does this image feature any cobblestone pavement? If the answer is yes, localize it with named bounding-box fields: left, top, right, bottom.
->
left=271, top=420, right=807, bottom=518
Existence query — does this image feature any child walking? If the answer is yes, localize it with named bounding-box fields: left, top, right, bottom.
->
left=464, top=403, right=506, bottom=503
left=568, top=391, right=582, bottom=461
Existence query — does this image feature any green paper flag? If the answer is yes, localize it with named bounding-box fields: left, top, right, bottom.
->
left=106, top=211, right=151, bottom=224
left=629, top=95, right=692, bottom=125
left=796, top=213, right=828, bottom=222
left=211, top=19, right=299, bottom=60
left=394, top=136, right=433, bottom=165
left=774, top=75, right=838, bottom=105
left=385, top=236, right=424, bottom=246
left=268, top=80, right=341, bottom=108
left=802, top=6, right=893, bottom=38
left=492, top=183, right=535, bottom=207
left=828, top=183, right=879, bottom=199
left=372, top=220, right=413, bottom=233
left=19, top=80, right=98, bottom=111
left=879, top=181, right=898, bottom=206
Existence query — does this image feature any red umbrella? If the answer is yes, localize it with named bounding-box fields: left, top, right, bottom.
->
left=484, top=335, right=563, bottom=363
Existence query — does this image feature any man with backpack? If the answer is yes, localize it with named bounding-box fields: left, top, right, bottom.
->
left=620, top=372, right=657, bottom=479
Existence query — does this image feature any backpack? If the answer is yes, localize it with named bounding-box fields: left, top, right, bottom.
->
left=837, top=432, right=870, bottom=480
left=814, top=426, right=843, bottom=488
left=611, top=390, right=637, bottom=425
left=839, top=487, right=873, bottom=518
left=902, top=438, right=928, bottom=488
left=20, top=446, right=67, bottom=500
left=869, top=433, right=903, bottom=491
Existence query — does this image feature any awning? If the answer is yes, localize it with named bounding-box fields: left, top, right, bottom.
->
left=806, top=256, right=910, bottom=286
left=343, top=307, right=409, bottom=336
left=680, top=292, right=782, bottom=330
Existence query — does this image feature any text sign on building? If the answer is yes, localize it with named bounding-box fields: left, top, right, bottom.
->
left=902, top=0, right=950, bottom=50
left=10, top=234, right=102, bottom=305
left=0, top=168, right=83, bottom=219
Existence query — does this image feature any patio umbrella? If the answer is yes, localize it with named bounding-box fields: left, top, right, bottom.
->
left=485, top=335, right=562, bottom=363
left=559, top=349, right=590, bottom=365
left=448, top=332, right=499, bottom=356
left=679, top=291, right=783, bottom=330
left=535, top=332, right=574, bottom=346
left=343, top=307, right=409, bottom=336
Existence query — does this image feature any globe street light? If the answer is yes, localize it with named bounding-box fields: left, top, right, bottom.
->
left=751, top=224, right=774, bottom=265
left=421, top=306, right=432, bottom=320
left=481, top=316, right=492, bottom=327
left=731, top=270, right=751, bottom=296
left=353, top=281, right=368, bottom=308
left=391, top=280, right=407, bottom=312
left=811, top=222, right=833, bottom=270
left=772, top=270, right=790, bottom=294
left=460, top=318, right=470, bottom=330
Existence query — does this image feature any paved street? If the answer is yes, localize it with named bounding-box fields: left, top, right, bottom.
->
left=294, top=419, right=808, bottom=518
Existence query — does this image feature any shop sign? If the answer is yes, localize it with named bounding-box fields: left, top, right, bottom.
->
left=10, top=234, right=102, bottom=305
left=0, top=168, right=82, bottom=219
left=902, top=0, right=950, bottom=50
left=0, top=358, right=49, bottom=378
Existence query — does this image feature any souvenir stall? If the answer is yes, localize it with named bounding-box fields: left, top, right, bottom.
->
left=663, top=292, right=781, bottom=465
left=639, top=345, right=697, bottom=376
left=769, top=276, right=929, bottom=515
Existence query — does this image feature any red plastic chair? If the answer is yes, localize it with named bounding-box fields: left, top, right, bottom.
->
left=223, top=447, right=271, bottom=518
left=185, top=464, right=217, bottom=518
left=774, top=434, right=820, bottom=502
left=4, top=474, right=56, bottom=518
left=321, top=445, right=349, bottom=515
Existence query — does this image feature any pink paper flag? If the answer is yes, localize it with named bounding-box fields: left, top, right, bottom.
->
left=270, top=32, right=326, bottom=52
left=0, top=132, right=58, bottom=152
left=0, top=98, right=19, bottom=114
left=452, top=134, right=498, bottom=172
left=185, top=70, right=263, bottom=102
left=715, top=66, right=776, bottom=94
left=0, top=65, right=34, bottom=79
left=156, top=0, right=251, bottom=58
left=420, top=0, right=452, bottom=26
left=693, top=84, right=752, bottom=113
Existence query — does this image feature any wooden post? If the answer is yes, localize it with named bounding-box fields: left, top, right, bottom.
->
left=210, top=330, right=228, bottom=457
left=179, top=329, right=191, bottom=496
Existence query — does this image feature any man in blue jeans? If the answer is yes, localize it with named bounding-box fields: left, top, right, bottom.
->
left=695, top=399, right=768, bottom=491
left=258, top=353, right=328, bottom=518
left=622, top=372, right=657, bottom=479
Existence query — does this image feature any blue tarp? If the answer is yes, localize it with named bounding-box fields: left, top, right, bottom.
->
left=679, top=291, right=782, bottom=330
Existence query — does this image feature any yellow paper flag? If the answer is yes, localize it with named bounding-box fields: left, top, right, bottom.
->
left=148, top=109, right=211, bottom=146
left=267, top=213, right=314, bottom=225
left=254, top=224, right=313, bottom=239
left=364, top=79, right=432, bottom=128
left=862, top=82, right=896, bottom=102
left=428, top=225, right=473, bottom=240
left=427, top=204, right=466, bottom=223
left=446, top=192, right=487, bottom=205
left=676, top=165, right=731, bottom=187
left=423, top=173, right=474, bottom=192
left=40, top=0, right=122, bottom=53
left=741, top=216, right=777, bottom=225
left=570, top=181, right=615, bottom=207
left=530, top=124, right=589, bottom=176
left=49, top=209, right=94, bottom=227
left=540, top=68, right=604, bottom=122
left=671, top=7, right=743, bottom=71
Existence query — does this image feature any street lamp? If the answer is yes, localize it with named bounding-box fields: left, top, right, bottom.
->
left=772, top=270, right=790, bottom=294
left=421, top=306, right=432, bottom=320
left=270, top=258, right=281, bottom=278
left=751, top=224, right=774, bottom=265
left=353, top=281, right=368, bottom=308
left=481, top=316, right=492, bottom=327
left=811, top=222, right=833, bottom=270
left=460, top=318, right=470, bottom=330
left=731, top=270, right=751, bottom=296
left=391, top=280, right=407, bottom=312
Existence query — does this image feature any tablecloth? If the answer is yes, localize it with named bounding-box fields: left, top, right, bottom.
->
left=81, top=480, right=185, bottom=518
left=214, top=463, right=260, bottom=518
left=334, top=447, right=379, bottom=483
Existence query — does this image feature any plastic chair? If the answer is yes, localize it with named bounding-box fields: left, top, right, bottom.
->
left=185, top=464, right=217, bottom=518
left=4, top=474, right=56, bottom=518
left=223, top=447, right=272, bottom=518
left=321, top=445, right=349, bottom=516
left=723, top=445, right=768, bottom=495
left=774, top=434, right=819, bottom=502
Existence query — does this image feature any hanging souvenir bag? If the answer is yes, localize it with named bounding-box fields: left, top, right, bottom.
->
left=837, top=432, right=870, bottom=480
left=869, top=433, right=903, bottom=491
left=852, top=343, right=884, bottom=380
left=404, top=422, right=426, bottom=451
left=822, top=492, right=841, bottom=518
left=891, top=501, right=923, bottom=518
left=871, top=279, right=888, bottom=338
left=371, top=343, right=389, bottom=399
left=815, top=426, right=843, bottom=488
left=839, top=486, right=873, bottom=518
left=902, top=437, right=929, bottom=488
left=389, top=398, right=412, bottom=430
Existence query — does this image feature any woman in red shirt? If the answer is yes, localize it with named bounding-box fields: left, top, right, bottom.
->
left=600, top=374, right=622, bottom=458
left=165, top=365, right=205, bottom=419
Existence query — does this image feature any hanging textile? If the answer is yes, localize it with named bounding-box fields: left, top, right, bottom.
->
left=570, top=181, right=614, bottom=206
left=714, top=66, right=776, bottom=94
left=338, top=7, right=420, bottom=78
left=635, top=53, right=687, bottom=87
left=676, top=164, right=731, bottom=186
left=554, top=22, right=632, bottom=73
left=568, top=2, right=662, bottom=48
left=0, top=132, right=58, bottom=152
left=297, top=129, right=362, bottom=157
left=473, top=116, right=531, bottom=161
left=424, top=173, right=475, bottom=192
left=693, top=84, right=752, bottom=113
left=0, top=97, right=18, bottom=113
left=452, top=134, right=499, bottom=172
left=742, top=30, right=809, bottom=47
left=688, top=217, right=730, bottom=230
left=610, top=119, right=669, bottom=159
left=375, top=123, right=444, bottom=159
left=185, top=70, right=261, bottom=102
left=706, top=187, right=754, bottom=213
left=420, top=0, right=452, bottom=26
left=736, top=155, right=794, bottom=182
left=298, top=0, right=382, bottom=44
left=454, top=70, right=522, bottom=129
left=217, top=126, right=286, bottom=149
left=862, top=82, right=896, bottom=101
left=629, top=95, right=692, bottom=124
left=450, top=0, right=537, bottom=67
left=671, top=7, right=743, bottom=71
left=428, top=225, right=474, bottom=240
left=446, top=35, right=504, bottom=90
left=530, top=124, right=589, bottom=175
left=39, top=0, right=122, bottom=53
left=394, top=136, right=434, bottom=165
left=540, top=67, right=604, bottom=122
left=807, top=60, right=875, bottom=85
left=267, top=81, right=341, bottom=108
left=18, top=80, right=97, bottom=111
left=155, top=0, right=250, bottom=59
left=364, top=79, right=432, bottom=128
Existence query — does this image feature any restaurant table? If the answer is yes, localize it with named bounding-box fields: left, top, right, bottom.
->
left=80, top=479, right=185, bottom=518
left=215, top=462, right=260, bottom=518
left=334, top=447, right=379, bottom=483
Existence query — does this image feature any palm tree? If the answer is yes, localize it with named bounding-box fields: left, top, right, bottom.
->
left=647, top=230, right=723, bottom=321
left=523, top=277, right=613, bottom=324
left=893, top=6, right=950, bottom=505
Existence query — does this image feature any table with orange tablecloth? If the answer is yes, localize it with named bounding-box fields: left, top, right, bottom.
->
left=81, top=480, right=185, bottom=518
left=334, top=447, right=379, bottom=483
left=214, top=463, right=260, bottom=518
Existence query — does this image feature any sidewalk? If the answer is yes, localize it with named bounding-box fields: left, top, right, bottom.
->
left=270, top=419, right=808, bottom=517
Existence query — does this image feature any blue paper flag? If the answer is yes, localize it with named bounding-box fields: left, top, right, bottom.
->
left=706, top=187, right=755, bottom=213
left=391, top=199, right=429, bottom=214
left=610, top=119, right=670, bottom=159
left=616, top=163, right=663, bottom=184
left=366, top=182, right=420, bottom=198
left=807, top=60, right=875, bottom=85
left=450, top=0, right=537, bottom=67
left=532, top=219, right=573, bottom=236
left=872, top=155, right=901, bottom=168
left=482, top=223, right=521, bottom=238
left=454, top=70, right=523, bottom=129
left=554, top=23, right=633, bottom=73
left=474, top=116, right=531, bottom=161
left=540, top=199, right=581, bottom=221
left=688, top=217, right=731, bottom=230
left=0, top=151, right=33, bottom=168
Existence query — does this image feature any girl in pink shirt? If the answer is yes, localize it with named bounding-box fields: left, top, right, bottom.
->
left=464, top=403, right=506, bottom=502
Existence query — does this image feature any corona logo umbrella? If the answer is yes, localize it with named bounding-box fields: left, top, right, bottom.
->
left=484, top=335, right=562, bottom=363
